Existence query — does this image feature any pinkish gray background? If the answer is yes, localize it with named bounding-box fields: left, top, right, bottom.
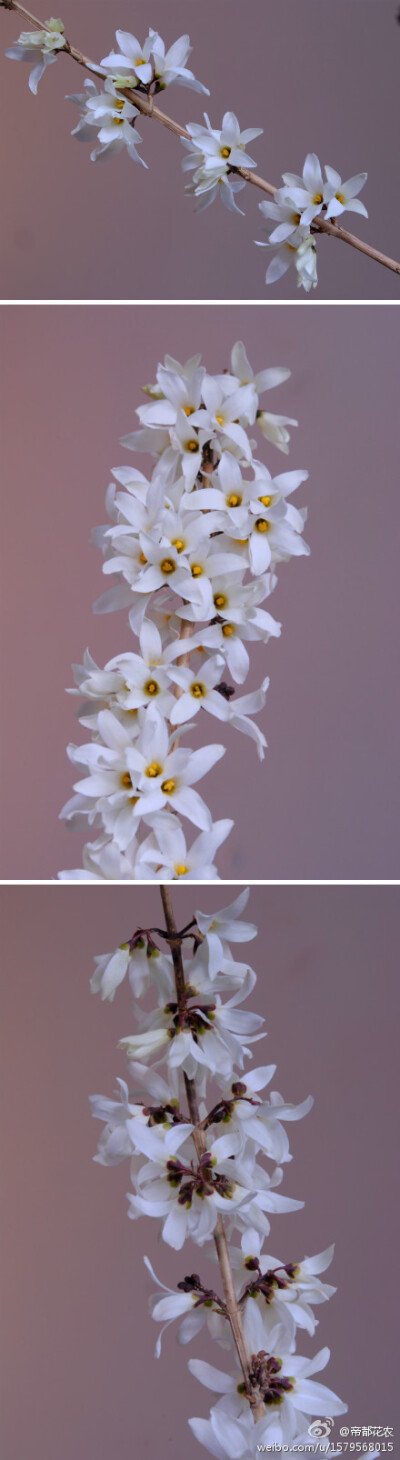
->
left=1, top=303, right=399, bottom=880
left=0, top=0, right=399, bottom=300
left=1, top=882, right=398, bottom=1460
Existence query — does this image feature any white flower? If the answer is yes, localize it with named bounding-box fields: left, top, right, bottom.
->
left=117, top=704, right=225, bottom=830
left=256, top=410, right=298, bottom=454
left=68, top=77, right=146, bottom=165
left=195, top=889, right=257, bottom=979
left=89, top=1079, right=143, bottom=1164
left=6, top=16, right=66, bottom=93
left=144, top=1255, right=226, bottom=1356
left=188, top=1344, right=347, bottom=1446
left=134, top=813, right=234, bottom=881
left=168, top=655, right=232, bottom=727
left=324, top=166, right=368, bottom=219
left=258, top=192, right=311, bottom=243
left=229, top=342, right=291, bottom=399
left=101, top=28, right=209, bottom=95
left=256, top=219, right=311, bottom=286
left=126, top=1122, right=249, bottom=1249
left=295, top=234, right=318, bottom=292
left=182, top=111, right=262, bottom=174
left=212, top=1067, right=313, bottom=1163
left=100, top=28, right=160, bottom=87
left=281, top=152, right=332, bottom=226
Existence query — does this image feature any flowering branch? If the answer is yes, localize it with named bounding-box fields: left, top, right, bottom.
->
left=58, top=339, right=310, bottom=880
left=87, top=886, right=380, bottom=1458
left=3, top=2, right=400, bottom=291
left=160, top=884, right=265, bottom=1418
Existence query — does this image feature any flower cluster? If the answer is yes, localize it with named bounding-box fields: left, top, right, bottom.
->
left=5, top=15, right=66, bottom=93
left=59, top=343, right=310, bottom=880
left=4, top=16, right=370, bottom=293
left=181, top=111, right=263, bottom=214
left=88, top=890, right=376, bottom=1459
left=256, top=153, right=368, bottom=292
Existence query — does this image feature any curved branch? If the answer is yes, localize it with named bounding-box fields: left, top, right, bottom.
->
left=3, top=0, right=400, bottom=278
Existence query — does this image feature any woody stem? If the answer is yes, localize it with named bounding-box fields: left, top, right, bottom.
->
left=159, top=885, right=265, bottom=1421
left=2, top=0, right=400, bottom=276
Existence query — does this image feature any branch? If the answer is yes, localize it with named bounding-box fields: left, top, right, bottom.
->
left=3, top=0, right=400, bottom=277
left=159, top=885, right=265, bottom=1421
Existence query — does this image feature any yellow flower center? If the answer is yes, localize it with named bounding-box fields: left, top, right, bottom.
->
left=186, top=440, right=198, bottom=454
left=227, top=493, right=242, bottom=508
left=183, top=405, right=194, bottom=416
left=259, top=494, right=272, bottom=507
left=255, top=518, right=271, bottom=533
left=120, top=772, right=133, bottom=789
left=139, top=552, right=147, bottom=565
left=175, top=863, right=188, bottom=876
left=172, top=539, right=185, bottom=553
left=313, top=192, right=323, bottom=204
left=191, top=563, right=203, bottom=577
left=215, top=414, right=225, bottom=426
left=336, top=191, right=345, bottom=204
left=160, top=558, right=175, bottom=574
left=136, top=57, right=146, bottom=66
left=190, top=682, right=205, bottom=698
left=146, top=762, right=162, bottom=778
left=292, top=212, right=301, bottom=225
left=115, top=98, right=125, bottom=111
left=214, top=592, right=227, bottom=608
left=222, top=623, right=234, bottom=637
left=221, top=146, right=231, bottom=159
left=161, top=778, right=176, bottom=795
left=144, top=680, right=159, bottom=696
left=113, top=117, right=125, bottom=128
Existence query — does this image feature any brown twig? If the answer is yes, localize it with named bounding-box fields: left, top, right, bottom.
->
left=3, top=0, right=400, bottom=277
left=159, top=886, right=265, bottom=1421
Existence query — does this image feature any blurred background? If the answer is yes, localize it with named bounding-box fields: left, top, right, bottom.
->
left=0, top=882, right=398, bottom=1459
left=0, top=0, right=399, bottom=299
left=0, top=303, right=399, bottom=879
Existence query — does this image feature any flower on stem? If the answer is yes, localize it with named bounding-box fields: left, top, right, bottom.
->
left=188, top=1343, right=347, bottom=1449
left=182, top=112, right=262, bottom=214
left=67, top=77, right=146, bottom=165
left=324, top=166, right=368, bottom=219
left=5, top=16, right=66, bottom=93
left=101, top=28, right=209, bottom=95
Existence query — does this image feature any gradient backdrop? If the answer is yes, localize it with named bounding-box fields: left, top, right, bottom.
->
left=0, top=882, right=398, bottom=1460
left=0, top=0, right=399, bottom=300
left=1, top=304, right=399, bottom=880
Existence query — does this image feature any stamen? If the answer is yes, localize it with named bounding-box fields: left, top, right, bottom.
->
left=255, top=518, right=271, bottom=533
left=160, top=558, right=175, bottom=574
left=161, top=778, right=176, bottom=795
left=146, top=762, right=162, bottom=778
left=190, top=682, right=205, bottom=698
left=214, top=592, right=227, bottom=608
left=144, top=679, right=159, bottom=696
